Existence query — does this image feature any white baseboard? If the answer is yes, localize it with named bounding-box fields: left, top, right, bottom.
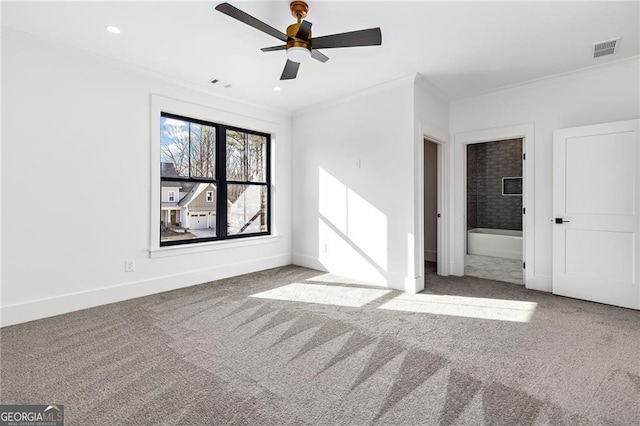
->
left=1, top=254, right=291, bottom=327
left=292, top=253, right=328, bottom=272
left=292, top=253, right=407, bottom=291
left=406, top=276, right=425, bottom=294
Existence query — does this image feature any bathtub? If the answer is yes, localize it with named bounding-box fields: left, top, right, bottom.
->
left=467, top=228, right=523, bottom=260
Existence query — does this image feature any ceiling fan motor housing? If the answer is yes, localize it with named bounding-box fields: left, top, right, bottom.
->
left=287, top=22, right=311, bottom=51
left=286, top=22, right=311, bottom=62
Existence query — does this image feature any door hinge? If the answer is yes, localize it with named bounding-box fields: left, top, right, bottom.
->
left=523, top=153, right=526, bottom=160
left=523, top=262, right=526, bottom=269
left=522, top=207, right=526, bottom=214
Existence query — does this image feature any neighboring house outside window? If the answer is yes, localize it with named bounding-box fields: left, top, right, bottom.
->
left=160, top=112, right=270, bottom=246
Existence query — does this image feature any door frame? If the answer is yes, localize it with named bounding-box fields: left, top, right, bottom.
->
left=454, top=124, right=539, bottom=290
left=415, top=129, right=449, bottom=293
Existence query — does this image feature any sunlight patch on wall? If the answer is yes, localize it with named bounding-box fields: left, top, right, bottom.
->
left=250, top=283, right=392, bottom=308
left=318, top=168, right=388, bottom=276
left=318, top=218, right=388, bottom=285
left=319, top=168, right=348, bottom=234
left=346, top=188, right=388, bottom=269
left=378, top=293, right=537, bottom=323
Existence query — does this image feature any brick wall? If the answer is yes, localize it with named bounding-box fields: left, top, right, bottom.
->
left=467, top=139, right=522, bottom=231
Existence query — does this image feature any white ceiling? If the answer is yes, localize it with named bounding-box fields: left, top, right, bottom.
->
left=2, top=1, right=639, bottom=113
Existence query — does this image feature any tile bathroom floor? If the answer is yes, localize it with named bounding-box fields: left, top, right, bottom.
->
left=465, top=254, right=523, bottom=284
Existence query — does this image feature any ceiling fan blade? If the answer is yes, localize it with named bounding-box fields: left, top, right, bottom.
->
left=311, top=49, right=329, bottom=63
left=280, top=60, right=300, bottom=80
left=261, top=45, right=287, bottom=52
left=215, top=2, right=288, bottom=42
left=296, top=20, right=312, bottom=41
left=311, top=28, right=382, bottom=49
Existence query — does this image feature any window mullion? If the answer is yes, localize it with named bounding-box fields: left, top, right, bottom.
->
left=188, top=122, right=191, bottom=178
left=217, top=125, right=227, bottom=238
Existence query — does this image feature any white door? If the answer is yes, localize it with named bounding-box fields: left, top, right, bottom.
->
left=553, top=119, right=639, bottom=309
left=189, top=213, right=208, bottom=229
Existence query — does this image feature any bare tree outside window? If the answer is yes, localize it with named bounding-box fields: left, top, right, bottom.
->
left=160, top=118, right=190, bottom=177
left=190, top=123, right=216, bottom=178
left=161, top=117, right=216, bottom=178
left=226, top=130, right=266, bottom=182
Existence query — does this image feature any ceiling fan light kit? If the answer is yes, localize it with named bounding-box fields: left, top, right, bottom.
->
left=286, top=47, right=311, bottom=63
left=215, top=1, right=382, bottom=80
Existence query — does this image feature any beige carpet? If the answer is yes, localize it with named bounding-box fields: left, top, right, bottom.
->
left=1, top=265, right=639, bottom=425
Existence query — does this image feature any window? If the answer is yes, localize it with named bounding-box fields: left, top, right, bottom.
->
left=226, top=129, right=269, bottom=235
left=160, top=112, right=270, bottom=246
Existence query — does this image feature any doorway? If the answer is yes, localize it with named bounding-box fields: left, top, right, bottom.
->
left=454, top=124, right=535, bottom=290
left=422, top=137, right=447, bottom=279
left=465, top=139, right=523, bottom=284
left=424, top=139, right=439, bottom=276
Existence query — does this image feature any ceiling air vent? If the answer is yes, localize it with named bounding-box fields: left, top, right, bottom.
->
left=209, top=77, right=232, bottom=89
left=593, top=38, right=619, bottom=58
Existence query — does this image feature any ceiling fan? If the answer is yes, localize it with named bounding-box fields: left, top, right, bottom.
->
left=215, top=1, right=382, bottom=80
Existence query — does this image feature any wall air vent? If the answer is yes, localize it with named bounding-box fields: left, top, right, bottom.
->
left=593, top=38, right=619, bottom=58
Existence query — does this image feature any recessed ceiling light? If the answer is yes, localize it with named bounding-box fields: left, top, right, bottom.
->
left=273, top=87, right=281, bottom=91
left=106, top=26, right=121, bottom=34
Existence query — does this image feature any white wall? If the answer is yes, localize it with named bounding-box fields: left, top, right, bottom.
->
left=292, top=75, right=450, bottom=292
left=451, top=58, right=640, bottom=288
left=292, top=77, right=414, bottom=290
left=1, top=29, right=293, bottom=326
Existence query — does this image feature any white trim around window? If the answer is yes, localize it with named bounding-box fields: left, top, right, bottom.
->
left=150, top=94, right=280, bottom=256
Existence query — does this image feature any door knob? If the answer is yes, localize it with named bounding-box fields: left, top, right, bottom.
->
left=555, top=218, right=571, bottom=224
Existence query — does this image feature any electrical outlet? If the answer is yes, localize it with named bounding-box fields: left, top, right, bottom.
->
left=124, top=260, right=135, bottom=272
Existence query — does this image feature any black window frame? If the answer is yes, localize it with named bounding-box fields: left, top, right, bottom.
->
left=160, top=112, right=271, bottom=247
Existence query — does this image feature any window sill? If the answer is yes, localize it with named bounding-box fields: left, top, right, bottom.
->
left=149, top=234, right=282, bottom=259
